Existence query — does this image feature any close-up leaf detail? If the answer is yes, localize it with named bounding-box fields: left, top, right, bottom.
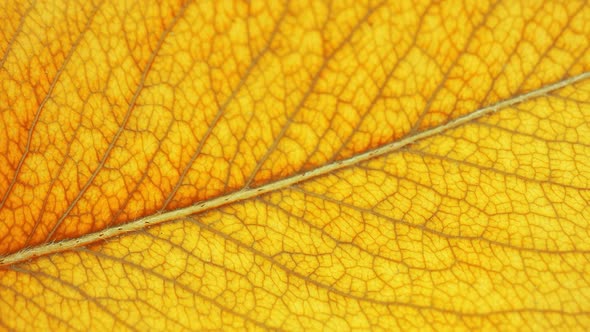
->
left=1, top=0, right=590, bottom=330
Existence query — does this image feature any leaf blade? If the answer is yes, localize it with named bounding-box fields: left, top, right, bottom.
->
left=1, top=0, right=590, bottom=330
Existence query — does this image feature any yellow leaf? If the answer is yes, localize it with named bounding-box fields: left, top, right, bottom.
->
left=1, top=0, right=590, bottom=330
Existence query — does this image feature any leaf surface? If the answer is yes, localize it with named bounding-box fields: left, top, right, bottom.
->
left=1, top=0, right=590, bottom=330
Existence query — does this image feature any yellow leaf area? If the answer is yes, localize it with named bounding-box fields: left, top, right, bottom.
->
left=1, top=0, right=590, bottom=330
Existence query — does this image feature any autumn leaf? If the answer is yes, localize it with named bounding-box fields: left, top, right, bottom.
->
left=1, top=0, right=590, bottom=330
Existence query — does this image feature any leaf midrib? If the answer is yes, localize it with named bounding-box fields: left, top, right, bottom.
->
left=1, top=71, right=588, bottom=267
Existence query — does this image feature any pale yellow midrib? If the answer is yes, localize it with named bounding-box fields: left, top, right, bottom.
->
left=1, top=71, right=588, bottom=267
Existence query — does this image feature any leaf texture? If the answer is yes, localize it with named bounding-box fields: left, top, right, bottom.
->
left=1, top=0, right=590, bottom=330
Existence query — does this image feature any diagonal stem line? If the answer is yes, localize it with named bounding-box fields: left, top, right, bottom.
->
left=0, top=71, right=588, bottom=267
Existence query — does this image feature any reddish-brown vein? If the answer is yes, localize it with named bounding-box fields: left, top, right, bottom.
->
left=166, top=216, right=587, bottom=316
left=44, top=0, right=192, bottom=241
left=76, top=247, right=287, bottom=331
left=511, top=1, right=586, bottom=97
left=473, top=117, right=590, bottom=150
left=409, top=0, right=501, bottom=134
left=12, top=266, right=139, bottom=331
left=0, top=283, right=79, bottom=331
left=25, top=103, right=87, bottom=247
left=0, top=0, right=35, bottom=70
left=243, top=1, right=387, bottom=188
left=160, top=1, right=289, bottom=211
left=328, top=3, right=431, bottom=163
left=477, top=2, right=544, bottom=108
left=0, top=2, right=101, bottom=212
left=291, top=181, right=590, bottom=255
left=257, top=196, right=460, bottom=272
